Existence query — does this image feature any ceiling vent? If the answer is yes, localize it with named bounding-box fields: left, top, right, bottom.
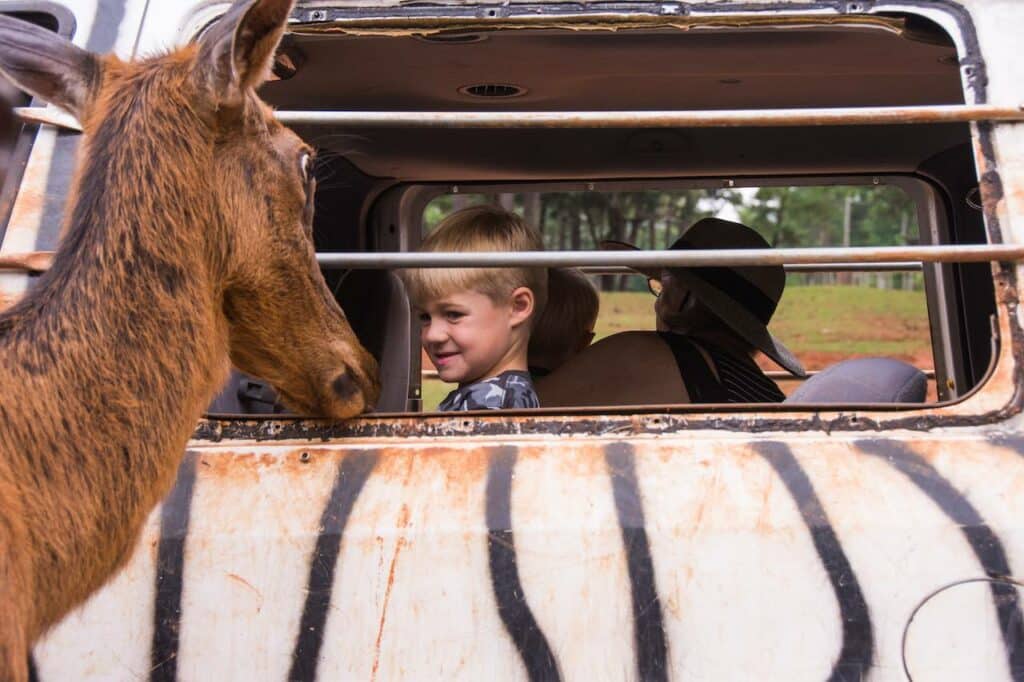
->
left=458, top=83, right=527, bottom=99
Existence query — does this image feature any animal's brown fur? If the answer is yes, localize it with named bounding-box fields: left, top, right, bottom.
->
left=0, top=2, right=379, bottom=678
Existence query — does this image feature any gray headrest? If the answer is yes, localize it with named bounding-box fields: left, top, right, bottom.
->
left=785, top=358, right=927, bottom=404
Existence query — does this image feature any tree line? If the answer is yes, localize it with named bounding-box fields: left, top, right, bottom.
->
left=423, top=185, right=919, bottom=290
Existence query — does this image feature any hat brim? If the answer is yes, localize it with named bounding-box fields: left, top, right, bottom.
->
left=599, top=239, right=806, bottom=377
left=600, top=240, right=662, bottom=279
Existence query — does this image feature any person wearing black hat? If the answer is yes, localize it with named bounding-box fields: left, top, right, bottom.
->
left=535, top=217, right=805, bottom=407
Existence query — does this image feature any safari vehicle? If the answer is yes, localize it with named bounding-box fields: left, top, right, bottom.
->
left=2, top=0, right=1024, bottom=679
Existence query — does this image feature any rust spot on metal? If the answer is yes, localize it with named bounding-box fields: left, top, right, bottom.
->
left=193, top=448, right=341, bottom=485
left=371, top=504, right=410, bottom=682
left=225, top=572, right=264, bottom=612
left=292, top=12, right=908, bottom=38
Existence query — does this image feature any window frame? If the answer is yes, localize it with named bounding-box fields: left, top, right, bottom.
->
left=399, top=173, right=959, bottom=407
left=195, top=0, right=1023, bottom=439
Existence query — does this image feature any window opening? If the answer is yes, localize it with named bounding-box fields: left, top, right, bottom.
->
left=197, top=6, right=1002, bottom=425
left=419, top=183, right=934, bottom=410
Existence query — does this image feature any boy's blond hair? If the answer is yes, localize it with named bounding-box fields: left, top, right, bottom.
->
left=528, top=268, right=600, bottom=371
left=403, top=205, right=548, bottom=318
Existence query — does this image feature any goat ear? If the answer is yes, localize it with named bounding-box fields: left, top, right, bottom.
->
left=0, top=15, right=98, bottom=119
left=199, top=0, right=294, bottom=108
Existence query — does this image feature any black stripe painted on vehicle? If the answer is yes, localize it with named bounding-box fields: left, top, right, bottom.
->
left=756, top=442, right=874, bottom=682
left=150, top=451, right=198, bottom=682
left=604, top=442, right=669, bottom=682
left=857, top=439, right=1024, bottom=681
left=288, top=451, right=377, bottom=681
left=486, top=447, right=562, bottom=682
left=988, top=435, right=1024, bottom=459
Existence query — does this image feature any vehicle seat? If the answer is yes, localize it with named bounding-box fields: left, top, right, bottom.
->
left=785, top=357, right=927, bottom=404
left=206, top=372, right=290, bottom=415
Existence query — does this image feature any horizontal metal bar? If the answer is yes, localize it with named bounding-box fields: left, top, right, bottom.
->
left=0, top=251, right=52, bottom=273
left=0, top=248, right=1007, bottom=274
left=580, top=262, right=923, bottom=275
left=315, top=245, right=1024, bottom=269
left=276, top=104, right=1024, bottom=129
left=422, top=368, right=937, bottom=381
left=16, top=104, right=1024, bottom=134
left=15, top=107, right=80, bottom=131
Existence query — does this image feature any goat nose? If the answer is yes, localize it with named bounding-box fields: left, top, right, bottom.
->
left=331, top=371, right=359, bottom=401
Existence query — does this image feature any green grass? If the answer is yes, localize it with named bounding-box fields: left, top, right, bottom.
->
left=421, top=379, right=455, bottom=412
left=771, top=285, right=929, bottom=358
left=420, top=285, right=931, bottom=410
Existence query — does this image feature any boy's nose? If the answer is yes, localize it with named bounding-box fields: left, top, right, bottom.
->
left=423, top=321, right=448, bottom=345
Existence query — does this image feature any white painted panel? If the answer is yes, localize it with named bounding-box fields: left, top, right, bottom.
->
left=639, top=439, right=839, bottom=681
left=793, top=438, right=1009, bottom=682
left=176, top=447, right=341, bottom=681
left=34, top=504, right=160, bottom=681
left=317, top=445, right=523, bottom=680
left=512, top=443, right=635, bottom=680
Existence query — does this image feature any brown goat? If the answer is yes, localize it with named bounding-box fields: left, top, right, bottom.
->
left=0, top=1, right=380, bottom=678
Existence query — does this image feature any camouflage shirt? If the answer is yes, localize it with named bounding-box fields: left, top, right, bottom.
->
left=438, top=370, right=540, bottom=412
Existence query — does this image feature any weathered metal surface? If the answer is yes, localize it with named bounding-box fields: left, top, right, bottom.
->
left=21, top=102, right=1024, bottom=134
left=270, top=104, right=1024, bottom=129
left=312, top=245, right=1024, bottom=269
left=423, top=367, right=936, bottom=382
left=582, top=262, right=926, bottom=275
left=287, top=8, right=910, bottom=38
left=26, top=434, right=1024, bottom=680
left=0, top=248, right=1001, bottom=273
left=9, top=0, right=1024, bottom=680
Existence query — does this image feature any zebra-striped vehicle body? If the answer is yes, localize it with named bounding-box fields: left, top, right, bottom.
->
left=4, top=0, right=1024, bottom=680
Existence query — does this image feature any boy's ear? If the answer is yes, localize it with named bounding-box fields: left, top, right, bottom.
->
left=508, top=287, right=535, bottom=328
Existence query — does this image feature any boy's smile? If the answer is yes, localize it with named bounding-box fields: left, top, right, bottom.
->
left=417, top=290, right=527, bottom=387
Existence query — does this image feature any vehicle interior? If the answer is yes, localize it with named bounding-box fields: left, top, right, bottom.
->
left=193, top=11, right=996, bottom=416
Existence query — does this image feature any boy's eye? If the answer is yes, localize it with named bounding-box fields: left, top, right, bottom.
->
left=417, top=312, right=430, bottom=325
left=444, top=311, right=464, bottom=322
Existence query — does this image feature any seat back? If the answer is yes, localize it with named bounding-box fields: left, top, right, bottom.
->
left=785, top=357, right=927, bottom=404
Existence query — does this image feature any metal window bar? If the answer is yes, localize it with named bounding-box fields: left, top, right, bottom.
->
left=14, top=103, right=1024, bottom=133
left=0, top=247, right=1018, bottom=274
left=420, top=368, right=938, bottom=383
left=311, top=245, right=1024, bottom=270
left=580, top=263, right=922, bottom=275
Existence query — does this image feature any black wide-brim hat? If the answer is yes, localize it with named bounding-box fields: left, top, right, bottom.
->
left=603, top=217, right=806, bottom=377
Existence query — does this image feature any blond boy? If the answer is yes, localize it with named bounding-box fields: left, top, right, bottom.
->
left=528, top=267, right=599, bottom=378
left=402, top=205, right=547, bottom=411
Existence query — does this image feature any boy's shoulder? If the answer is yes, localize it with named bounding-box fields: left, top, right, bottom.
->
left=439, top=371, right=539, bottom=411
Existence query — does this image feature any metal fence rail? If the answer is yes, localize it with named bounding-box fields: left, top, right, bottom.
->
left=313, top=245, right=1024, bottom=269
left=275, top=105, right=1024, bottom=128
left=0, top=247, right=1017, bottom=274
left=420, top=368, right=938, bottom=382
left=15, top=104, right=1024, bottom=133
left=580, top=262, right=923, bottom=275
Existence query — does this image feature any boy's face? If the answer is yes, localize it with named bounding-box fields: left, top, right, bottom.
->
left=416, top=289, right=529, bottom=386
